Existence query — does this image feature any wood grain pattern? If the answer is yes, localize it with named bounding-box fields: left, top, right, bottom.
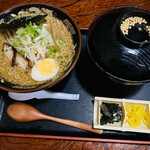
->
left=0, top=0, right=149, bottom=28
left=0, top=0, right=150, bottom=149
left=0, top=136, right=150, bottom=150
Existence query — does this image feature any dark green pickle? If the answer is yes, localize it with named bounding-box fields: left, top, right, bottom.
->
left=100, top=102, right=123, bottom=125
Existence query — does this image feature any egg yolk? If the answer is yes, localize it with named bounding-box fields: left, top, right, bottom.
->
left=37, top=59, right=56, bottom=75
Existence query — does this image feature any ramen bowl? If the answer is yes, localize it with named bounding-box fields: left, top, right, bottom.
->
left=87, top=6, right=150, bottom=85
left=0, top=3, right=81, bottom=92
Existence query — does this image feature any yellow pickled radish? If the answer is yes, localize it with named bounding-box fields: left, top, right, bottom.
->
left=125, top=103, right=149, bottom=128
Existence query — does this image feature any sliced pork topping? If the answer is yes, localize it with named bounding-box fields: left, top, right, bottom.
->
left=3, top=43, right=32, bottom=70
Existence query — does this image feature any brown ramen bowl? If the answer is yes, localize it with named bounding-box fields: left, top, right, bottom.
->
left=0, top=3, right=81, bottom=92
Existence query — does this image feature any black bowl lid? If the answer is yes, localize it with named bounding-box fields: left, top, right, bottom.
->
left=87, top=6, right=150, bottom=83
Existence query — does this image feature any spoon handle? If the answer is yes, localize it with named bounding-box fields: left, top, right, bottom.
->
left=43, top=115, right=103, bottom=134
left=36, top=90, right=80, bottom=100
left=8, top=90, right=80, bottom=101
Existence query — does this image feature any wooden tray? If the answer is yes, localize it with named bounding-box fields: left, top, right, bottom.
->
left=0, top=29, right=150, bottom=144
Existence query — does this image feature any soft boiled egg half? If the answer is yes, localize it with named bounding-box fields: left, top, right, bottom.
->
left=31, top=58, right=59, bottom=81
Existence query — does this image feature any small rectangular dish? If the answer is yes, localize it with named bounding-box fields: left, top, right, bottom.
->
left=93, top=97, right=150, bottom=133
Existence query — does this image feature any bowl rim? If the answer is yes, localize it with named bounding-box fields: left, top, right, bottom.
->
left=0, top=3, right=82, bottom=92
left=87, top=6, right=150, bottom=84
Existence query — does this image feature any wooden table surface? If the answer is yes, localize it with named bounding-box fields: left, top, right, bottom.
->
left=0, top=0, right=150, bottom=149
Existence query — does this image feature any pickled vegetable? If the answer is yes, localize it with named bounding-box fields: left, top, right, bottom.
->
left=125, top=103, right=149, bottom=128
left=100, top=102, right=123, bottom=125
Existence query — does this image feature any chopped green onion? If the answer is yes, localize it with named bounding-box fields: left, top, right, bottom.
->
left=47, top=20, right=51, bottom=23
left=1, top=70, right=6, bottom=75
left=16, top=28, right=25, bottom=36
left=46, top=48, right=57, bottom=58
left=16, top=22, right=43, bottom=44
left=13, top=40, right=20, bottom=47
left=65, top=55, right=69, bottom=58
left=36, top=24, right=43, bottom=30
left=19, top=50, right=25, bottom=56
left=26, top=22, right=39, bottom=39
left=40, top=36, right=44, bottom=42
left=56, top=38, right=66, bottom=48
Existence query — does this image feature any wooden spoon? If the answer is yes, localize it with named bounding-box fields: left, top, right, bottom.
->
left=7, top=102, right=103, bottom=134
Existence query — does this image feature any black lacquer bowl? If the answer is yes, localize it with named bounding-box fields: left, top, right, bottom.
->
left=87, top=6, right=150, bottom=85
left=0, top=3, right=81, bottom=92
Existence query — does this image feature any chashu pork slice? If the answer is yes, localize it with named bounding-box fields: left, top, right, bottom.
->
left=3, top=43, right=32, bottom=70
